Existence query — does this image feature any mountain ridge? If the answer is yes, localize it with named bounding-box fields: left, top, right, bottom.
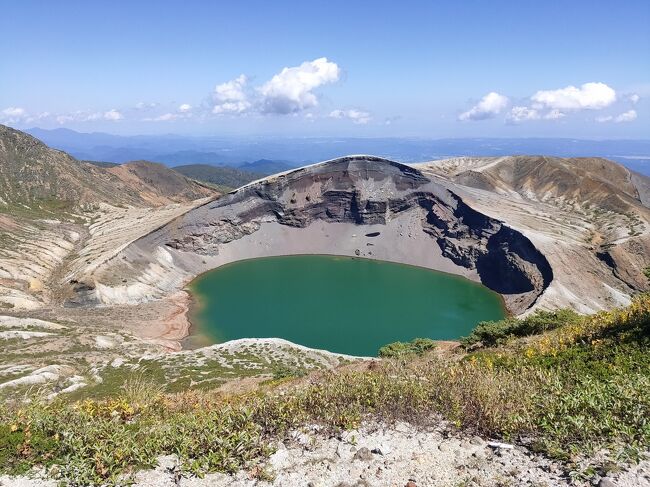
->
left=0, top=124, right=217, bottom=209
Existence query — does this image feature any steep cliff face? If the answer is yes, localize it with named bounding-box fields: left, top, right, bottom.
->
left=88, top=156, right=553, bottom=314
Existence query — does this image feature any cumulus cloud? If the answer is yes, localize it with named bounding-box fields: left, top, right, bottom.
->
left=329, top=108, right=372, bottom=125
left=143, top=113, right=179, bottom=122
left=143, top=104, right=194, bottom=122
left=1, top=107, right=28, bottom=123
left=212, top=74, right=251, bottom=114
left=258, top=57, right=340, bottom=114
left=615, top=109, right=638, bottom=122
left=134, top=101, right=158, bottom=110
left=598, top=110, right=637, bottom=123
left=458, top=92, right=509, bottom=121
left=531, top=82, right=616, bottom=111
left=544, top=109, right=566, bottom=120
left=54, top=109, right=123, bottom=124
left=103, top=109, right=123, bottom=121
left=460, top=82, right=631, bottom=123
left=507, top=106, right=540, bottom=123
left=2, top=107, right=26, bottom=118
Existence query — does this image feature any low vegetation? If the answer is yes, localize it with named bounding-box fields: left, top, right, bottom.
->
left=172, top=164, right=262, bottom=191
left=378, top=337, right=437, bottom=357
left=1, top=295, right=648, bottom=485
left=460, top=308, right=581, bottom=347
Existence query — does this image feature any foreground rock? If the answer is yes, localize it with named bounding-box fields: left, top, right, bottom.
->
left=4, top=422, right=648, bottom=486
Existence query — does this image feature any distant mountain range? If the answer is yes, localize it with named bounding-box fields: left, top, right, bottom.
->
left=25, top=127, right=650, bottom=176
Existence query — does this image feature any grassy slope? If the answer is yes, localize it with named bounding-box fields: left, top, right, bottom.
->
left=172, top=164, right=262, bottom=191
left=0, top=295, right=648, bottom=485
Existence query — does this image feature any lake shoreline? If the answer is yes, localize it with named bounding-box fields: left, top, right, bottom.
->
left=183, top=254, right=508, bottom=356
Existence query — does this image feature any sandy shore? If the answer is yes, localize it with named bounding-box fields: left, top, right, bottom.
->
left=137, top=291, right=193, bottom=352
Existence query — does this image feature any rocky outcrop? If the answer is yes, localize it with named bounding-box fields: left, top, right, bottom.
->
left=89, top=156, right=553, bottom=314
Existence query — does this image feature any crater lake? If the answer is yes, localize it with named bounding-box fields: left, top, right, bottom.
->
left=188, top=255, right=507, bottom=356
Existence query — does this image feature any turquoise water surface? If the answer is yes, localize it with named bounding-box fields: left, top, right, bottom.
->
left=189, top=255, right=506, bottom=356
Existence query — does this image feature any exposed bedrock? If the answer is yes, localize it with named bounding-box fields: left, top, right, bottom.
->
left=85, top=156, right=553, bottom=314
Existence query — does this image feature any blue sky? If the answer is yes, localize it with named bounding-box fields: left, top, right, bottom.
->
left=1, top=0, right=648, bottom=137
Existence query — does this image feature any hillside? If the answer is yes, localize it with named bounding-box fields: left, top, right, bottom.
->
left=422, top=155, right=650, bottom=215
left=0, top=125, right=216, bottom=211
left=0, top=124, right=138, bottom=209
left=238, top=159, right=294, bottom=175
left=172, top=163, right=262, bottom=190
left=0, top=125, right=218, bottom=310
left=105, top=161, right=216, bottom=206
left=83, top=160, right=120, bottom=168
left=416, top=155, right=650, bottom=303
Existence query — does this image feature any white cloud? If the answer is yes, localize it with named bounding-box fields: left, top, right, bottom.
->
left=595, top=110, right=637, bottom=123
left=384, top=116, right=401, bottom=126
left=1, top=107, right=29, bottom=123
left=212, top=74, right=251, bottom=114
left=55, top=111, right=97, bottom=124
left=2, top=107, right=26, bottom=118
left=628, top=93, right=640, bottom=104
left=134, top=101, right=158, bottom=110
left=54, top=109, right=123, bottom=124
left=259, top=57, right=341, bottom=114
left=143, top=113, right=179, bottom=122
left=507, top=106, right=540, bottom=123
left=615, top=109, right=638, bottom=122
left=329, top=108, right=372, bottom=125
left=531, top=82, right=616, bottom=111
left=544, top=109, right=566, bottom=120
left=458, top=92, right=509, bottom=121
left=178, top=103, right=192, bottom=113
left=103, top=109, right=123, bottom=121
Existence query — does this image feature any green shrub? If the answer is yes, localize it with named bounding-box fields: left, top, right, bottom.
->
left=461, top=309, right=580, bottom=348
left=271, top=366, right=306, bottom=381
left=378, top=338, right=437, bottom=358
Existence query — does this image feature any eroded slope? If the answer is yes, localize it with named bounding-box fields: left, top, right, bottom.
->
left=415, top=155, right=650, bottom=311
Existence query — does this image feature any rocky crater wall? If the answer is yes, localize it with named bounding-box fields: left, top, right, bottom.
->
left=84, top=156, right=553, bottom=314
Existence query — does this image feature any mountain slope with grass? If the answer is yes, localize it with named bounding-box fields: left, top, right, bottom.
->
left=0, top=125, right=218, bottom=311
left=237, top=159, right=295, bottom=175
left=0, top=125, right=216, bottom=211
left=1, top=295, right=648, bottom=486
left=172, top=163, right=262, bottom=190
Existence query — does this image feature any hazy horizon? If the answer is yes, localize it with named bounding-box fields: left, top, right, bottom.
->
left=19, top=126, right=650, bottom=176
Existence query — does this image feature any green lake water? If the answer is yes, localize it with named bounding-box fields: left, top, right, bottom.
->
left=188, top=255, right=506, bottom=356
